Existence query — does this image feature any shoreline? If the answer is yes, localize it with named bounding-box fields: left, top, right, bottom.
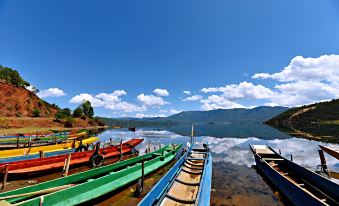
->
left=0, top=125, right=108, bottom=136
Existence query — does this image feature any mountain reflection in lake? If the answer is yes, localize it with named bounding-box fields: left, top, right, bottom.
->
left=97, top=125, right=339, bottom=206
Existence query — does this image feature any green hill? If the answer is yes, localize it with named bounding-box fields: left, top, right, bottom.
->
left=266, top=99, right=339, bottom=142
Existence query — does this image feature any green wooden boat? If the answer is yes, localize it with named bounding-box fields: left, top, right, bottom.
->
left=0, top=144, right=181, bottom=205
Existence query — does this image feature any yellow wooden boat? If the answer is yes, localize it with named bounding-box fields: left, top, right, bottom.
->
left=0, top=137, right=99, bottom=158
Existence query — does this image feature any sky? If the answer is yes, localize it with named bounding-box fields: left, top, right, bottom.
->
left=1, top=0, right=339, bottom=118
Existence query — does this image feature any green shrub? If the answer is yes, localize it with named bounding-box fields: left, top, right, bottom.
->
left=81, top=115, right=87, bottom=120
left=88, top=118, right=97, bottom=126
left=38, top=100, right=44, bottom=107
left=73, top=106, right=84, bottom=118
left=64, top=117, right=75, bottom=128
left=55, top=108, right=72, bottom=121
left=32, top=109, right=40, bottom=117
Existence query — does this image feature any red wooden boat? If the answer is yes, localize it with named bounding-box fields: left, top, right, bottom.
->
left=0, top=138, right=143, bottom=175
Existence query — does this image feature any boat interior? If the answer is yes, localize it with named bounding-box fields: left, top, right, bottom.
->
left=160, top=146, right=209, bottom=206
left=254, top=145, right=338, bottom=206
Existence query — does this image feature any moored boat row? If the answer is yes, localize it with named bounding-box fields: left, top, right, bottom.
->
left=0, top=132, right=213, bottom=206
left=0, top=136, right=98, bottom=159
left=0, top=144, right=182, bottom=205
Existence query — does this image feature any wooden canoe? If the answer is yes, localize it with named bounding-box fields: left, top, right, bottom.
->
left=139, top=143, right=212, bottom=206
left=0, top=138, right=143, bottom=175
left=0, top=131, right=87, bottom=150
left=0, top=141, right=56, bottom=150
left=250, top=144, right=339, bottom=206
left=0, top=144, right=182, bottom=205
left=0, top=149, right=73, bottom=163
left=0, top=137, right=99, bottom=159
left=319, top=145, right=339, bottom=160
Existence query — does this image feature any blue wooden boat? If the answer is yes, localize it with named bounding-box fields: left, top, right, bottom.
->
left=250, top=144, right=339, bottom=206
left=139, top=143, right=212, bottom=206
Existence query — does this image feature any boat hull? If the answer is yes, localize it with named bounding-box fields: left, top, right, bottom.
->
left=0, top=139, right=143, bottom=175
left=251, top=145, right=339, bottom=206
left=254, top=155, right=325, bottom=206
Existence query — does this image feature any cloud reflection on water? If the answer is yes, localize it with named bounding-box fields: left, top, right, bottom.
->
left=97, top=129, right=339, bottom=171
left=204, top=136, right=339, bottom=171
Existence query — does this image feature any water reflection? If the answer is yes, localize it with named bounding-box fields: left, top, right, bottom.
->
left=97, top=128, right=339, bottom=171
left=205, top=136, right=339, bottom=171
left=96, top=128, right=339, bottom=206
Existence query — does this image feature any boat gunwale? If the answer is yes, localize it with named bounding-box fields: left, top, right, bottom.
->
left=250, top=144, right=336, bottom=206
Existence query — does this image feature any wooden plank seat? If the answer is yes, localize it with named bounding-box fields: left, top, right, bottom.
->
left=175, top=178, right=200, bottom=186
left=185, top=160, right=204, bottom=167
left=187, top=158, right=206, bottom=161
left=165, top=193, right=196, bottom=204
left=184, top=162, right=203, bottom=170
left=182, top=168, right=203, bottom=175
left=183, top=164, right=203, bottom=171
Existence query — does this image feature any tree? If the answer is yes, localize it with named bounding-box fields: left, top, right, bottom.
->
left=73, top=106, right=84, bottom=118
left=62, top=108, right=72, bottom=117
left=55, top=108, right=72, bottom=121
left=0, top=66, right=30, bottom=87
left=82, top=101, right=94, bottom=117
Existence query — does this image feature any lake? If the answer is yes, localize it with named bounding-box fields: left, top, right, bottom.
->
left=96, top=123, right=339, bottom=206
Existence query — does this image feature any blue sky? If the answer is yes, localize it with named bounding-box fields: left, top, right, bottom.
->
left=1, top=0, right=339, bottom=117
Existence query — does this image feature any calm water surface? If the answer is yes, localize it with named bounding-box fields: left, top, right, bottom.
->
left=96, top=124, right=339, bottom=206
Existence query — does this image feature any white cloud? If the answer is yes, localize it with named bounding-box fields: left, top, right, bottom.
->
left=201, top=81, right=275, bottom=100
left=153, top=88, right=169, bottom=96
left=69, top=93, right=105, bottom=106
left=137, top=94, right=168, bottom=107
left=69, top=90, right=144, bottom=113
left=105, top=102, right=145, bottom=112
left=199, top=81, right=274, bottom=110
left=135, top=113, right=166, bottom=118
left=38, top=88, right=66, bottom=98
left=196, top=55, right=339, bottom=108
left=169, top=109, right=182, bottom=114
left=201, top=95, right=245, bottom=110
left=252, top=55, right=339, bottom=83
left=183, top=95, right=203, bottom=101
left=183, top=90, right=191, bottom=95
left=252, top=54, right=339, bottom=107
left=160, top=109, right=182, bottom=114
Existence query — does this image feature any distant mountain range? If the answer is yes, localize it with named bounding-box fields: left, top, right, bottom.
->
left=100, top=106, right=289, bottom=127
